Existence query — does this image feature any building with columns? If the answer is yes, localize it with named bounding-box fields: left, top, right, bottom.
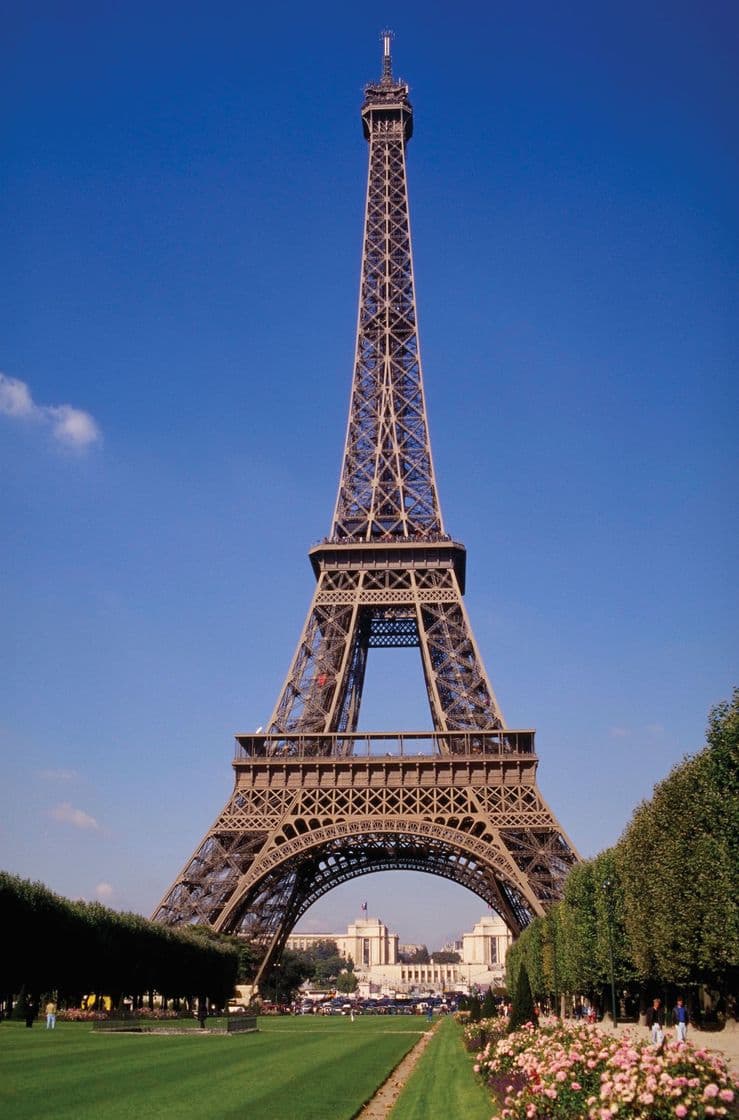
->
left=287, top=912, right=512, bottom=996
left=287, top=917, right=398, bottom=968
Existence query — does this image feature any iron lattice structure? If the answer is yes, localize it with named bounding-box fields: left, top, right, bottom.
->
left=154, top=36, right=579, bottom=986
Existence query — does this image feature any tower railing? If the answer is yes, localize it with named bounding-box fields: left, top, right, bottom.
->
left=234, top=729, right=536, bottom=760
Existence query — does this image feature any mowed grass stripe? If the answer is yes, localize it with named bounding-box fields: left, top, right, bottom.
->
left=224, top=1032, right=423, bottom=1120
left=2, top=1033, right=248, bottom=1119
left=389, top=1017, right=493, bottom=1120
left=0, top=1020, right=425, bottom=1120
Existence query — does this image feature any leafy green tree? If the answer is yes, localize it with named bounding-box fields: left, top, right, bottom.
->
left=0, top=871, right=238, bottom=1009
left=430, top=950, right=461, bottom=963
left=264, top=951, right=311, bottom=1003
left=618, top=690, right=739, bottom=992
left=287, top=939, right=350, bottom=987
left=335, top=971, right=358, bottom=993
left=312, top=953, right=347, bottom=983
left=560, top=862, right=601, bottom=995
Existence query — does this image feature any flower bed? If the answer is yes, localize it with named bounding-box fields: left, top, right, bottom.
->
left=463, top=1015, right=509, bottom=1053
left=475, top=1021, right=739, bottom=1119
left=58, top=1007, right=180, bottom=1022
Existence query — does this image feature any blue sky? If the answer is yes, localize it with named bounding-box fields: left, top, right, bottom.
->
left=1, top=1, right=737, bottom=949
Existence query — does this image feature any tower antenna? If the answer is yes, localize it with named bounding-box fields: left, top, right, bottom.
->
left=381, top=28, right=394, bottom=81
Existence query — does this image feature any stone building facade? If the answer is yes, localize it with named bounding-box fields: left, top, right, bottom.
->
left=287, top=912, right=512, bottom=996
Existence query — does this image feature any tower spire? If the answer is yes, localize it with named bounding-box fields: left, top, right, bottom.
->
left=381, top=28, right=393, bottom=82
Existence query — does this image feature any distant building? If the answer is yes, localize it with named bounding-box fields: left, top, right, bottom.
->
left=286, top=917, right=398, bottom=967
left=398, top=943, right=426, bottom=959
left=288, top=912, right=512, bottom=996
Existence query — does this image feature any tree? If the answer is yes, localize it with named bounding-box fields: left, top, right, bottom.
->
left=399, top=945, right=430, bottom=964
left=0, top=872, right=238, bottom=1009
left=288, top=939, right=349, bottom=987
left=468, top=993, right=482, bottom=1022
left=264, top=951, right=311, bottom=1004
left=618, top=690, right=739, bottom=992
left=481, top=986, right=497, bottom=1018
left=508, top=962, right=537, bottom=1032
left=560, top=862, right=601, bottom=996
left=335, top=971, right=358, bottom=994
left=430, top=950, right=460, bottom=964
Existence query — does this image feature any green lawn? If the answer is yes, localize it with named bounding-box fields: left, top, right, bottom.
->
left=390, top=1017, right=494, bottom=1120
left=0, top=1017, right=425, bottom=1120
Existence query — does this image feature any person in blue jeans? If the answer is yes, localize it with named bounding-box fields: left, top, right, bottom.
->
left=672, top=997, right=689, bottom=1043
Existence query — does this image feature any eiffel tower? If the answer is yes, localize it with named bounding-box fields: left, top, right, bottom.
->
left=154, top=34, right=579, bottom=988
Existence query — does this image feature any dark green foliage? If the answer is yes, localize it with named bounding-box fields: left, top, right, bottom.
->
left=431, top=950, right=461, bottom=963
left=481, top=986, right=497, bottom=1018
left=264, top=950, right=312, bottom=1003
left=467, top=994, right=482, bottom=1022
left=287, top=939, right=351, bottom=988
left=335, top=971, right=359, bottom=993
left=508, top=962, right=537, bottom=1032
left=0, top=872, right=238, bottom=1006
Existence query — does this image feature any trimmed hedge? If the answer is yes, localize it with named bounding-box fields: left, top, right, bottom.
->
left=0, top=872, right=238, bottom=1006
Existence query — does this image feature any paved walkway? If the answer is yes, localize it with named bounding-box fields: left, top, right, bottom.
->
left=599, top=1020, right=739, bottom=1077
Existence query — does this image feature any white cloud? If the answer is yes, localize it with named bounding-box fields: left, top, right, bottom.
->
left=0, top=373, right=34, bottom=417
left=95, top=881, right=115, bottom=902
left=0, top=372, right=101, bottom=449
left=50, top=801, right=100, bottom=831
left=47, top=403, right=101, bottom=447
left=609, top=726, right=630, bottom=738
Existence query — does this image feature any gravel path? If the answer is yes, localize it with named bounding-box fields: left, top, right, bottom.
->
left=355, top=1023, right=439, bottom=1119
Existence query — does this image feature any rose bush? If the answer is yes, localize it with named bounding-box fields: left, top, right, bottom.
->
left=476, top=1022, right=738, bottom=1119
left=463, top=1015, right=509, bottom=1053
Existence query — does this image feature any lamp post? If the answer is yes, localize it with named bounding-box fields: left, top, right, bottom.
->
left=602, top=879, right=618, bottom=1026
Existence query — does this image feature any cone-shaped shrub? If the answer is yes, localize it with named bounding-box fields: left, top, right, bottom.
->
left=508, top=961, right=537, bottom=1032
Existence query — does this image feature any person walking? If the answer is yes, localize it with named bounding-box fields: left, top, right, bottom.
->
left=672, top=997, right=689, bottom=1043
left=645, top=997, right=664, bottom=1045
left=24, top=996, right=38, bottom=1029
left=45, top=999, right=57, bottom=1030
